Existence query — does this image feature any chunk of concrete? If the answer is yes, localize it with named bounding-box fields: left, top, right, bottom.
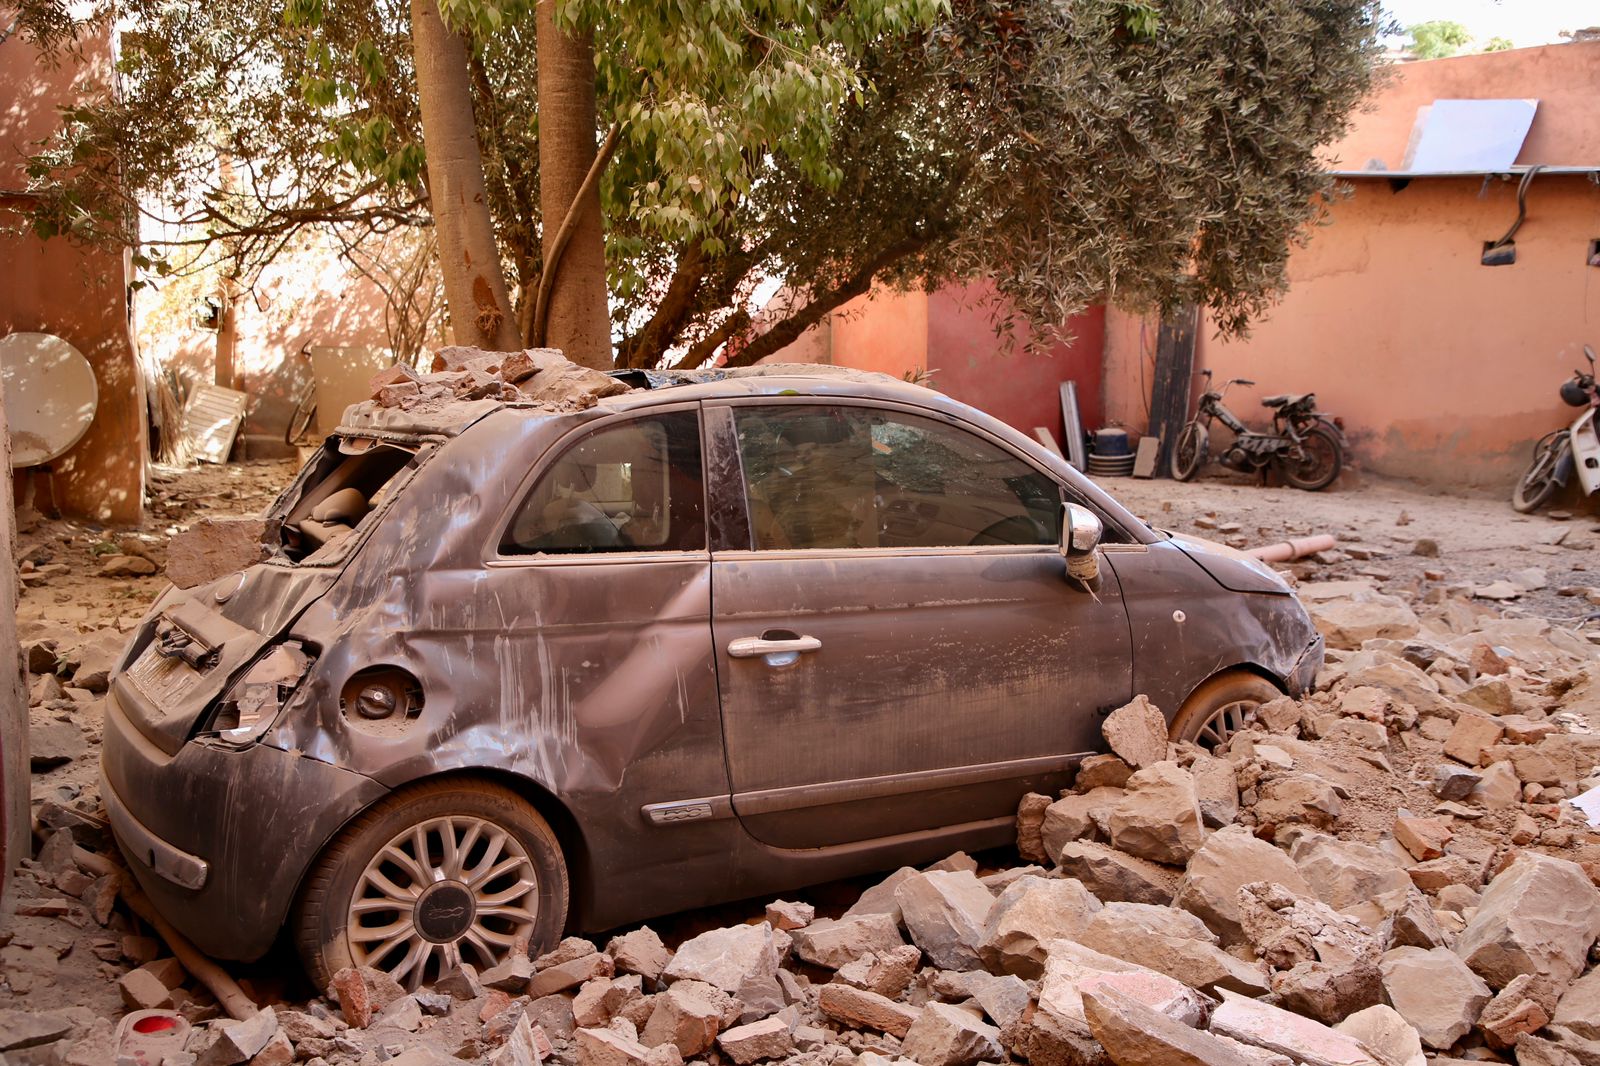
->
left=1107, top=761, right=1206, bottom=865
left=1103, top=695, right=1168, bottom=771
left=640, top=980, right=729, bottom=1056
left=1333, top=1005, right=1425, bottom=1066
left=843, top=866, right=916, bottom=924
left=1379, top=946, right=1492, bottom=1050
left=166, top=516, right=274, bottom=589
left=1083, top=984, right=1259, bottom=1066
left=1190, top=752, right=1240, bottom=828
left=662, top=923, right=783, bottom=1020
left=816, top=984, right=920, bottom=1037
left=1079, top=902, right=1268, bottom=996
left=791, top=913, right=905, bottom=970
left=1036, top=938, right=1208, bottom=1034
left=978, top=875, right=1101, bottom=978
left=607, top=927, right=672, bottom=982
left=1291, top=834, right=1412, bottom=913
left=894, top=870, right=995, bottom=970
left=900, top=1002, right=1002, bottom=1066
left=1055, top=840, right=1180, bottom=905
left=1453, top=851, right=1600, bottom=989
left=1175, top=827, right=1311, bottom=945
left=1209, top=990, right=1382, bottom=1066
left=716, top=1017, right=793, bottom=1065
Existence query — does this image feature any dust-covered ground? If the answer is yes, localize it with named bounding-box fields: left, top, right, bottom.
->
left=7, top=460, right=1600, bottom=1066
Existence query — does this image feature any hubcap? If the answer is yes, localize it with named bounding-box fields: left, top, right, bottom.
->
left=348, top=816, right=539, bottom=989
left=1196, top=699, right=1258, bottom=749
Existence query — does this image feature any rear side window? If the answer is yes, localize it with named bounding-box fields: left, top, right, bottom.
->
left=732, top=405, right=1062, bottom=550
left=502, top=411, right=705, bottom=554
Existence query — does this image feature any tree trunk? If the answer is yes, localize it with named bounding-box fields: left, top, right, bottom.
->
left=535, top=0, right=611, bottom=369
left=0, top=374, right=30, bottom=921
left=411, top=0, right=519, bottom=351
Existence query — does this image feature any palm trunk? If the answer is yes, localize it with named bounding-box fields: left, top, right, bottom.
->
left=411, top=0, right=519, bottom=351
left=535, top=0, right=611, bottom=369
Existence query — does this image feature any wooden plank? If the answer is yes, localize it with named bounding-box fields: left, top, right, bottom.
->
left=1147, top=307, right=1199, bottom=477
left=1059, top=381, right=1087, bottom=470
left=182, top=384, right=248, bottom=464
left=1033, top=427, right=1064, bottom=458
left=1133, top=435, right=1160, bottom=478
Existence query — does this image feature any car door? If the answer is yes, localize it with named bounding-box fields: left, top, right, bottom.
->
left=706, top=398, right=1133, bottom=850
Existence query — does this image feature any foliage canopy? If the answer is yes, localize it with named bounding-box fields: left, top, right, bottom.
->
left=14, top=0, right=1383, bottom=366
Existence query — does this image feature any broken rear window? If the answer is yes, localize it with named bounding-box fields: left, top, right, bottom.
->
left=277, top=437, right=417, bottom=562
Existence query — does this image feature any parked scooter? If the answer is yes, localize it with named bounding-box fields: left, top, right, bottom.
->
left=1512, top=344, right=1600, bottom=513
left=1171, top=370, right=1346, bottom=490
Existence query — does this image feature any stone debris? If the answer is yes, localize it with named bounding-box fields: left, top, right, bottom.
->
left=16, top=550, right=1600, bottom=1066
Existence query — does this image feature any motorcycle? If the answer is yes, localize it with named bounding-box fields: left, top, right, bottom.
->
left=1170, top=370, right=1346, bottom=491
left=1511, top=344, right=1600, bottom=514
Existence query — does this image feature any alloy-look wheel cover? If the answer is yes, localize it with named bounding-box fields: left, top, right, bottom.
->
left=348, top=815, right=539, bottom=989
left=1196, top=699, right=1259, bottom=749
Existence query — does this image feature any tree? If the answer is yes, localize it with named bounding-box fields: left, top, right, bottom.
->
left=1483, top=36, right=1514, bottom=52
left=15, top=0, right=1382, bottom=368
left=1407, top=20, right=1472, bottom=59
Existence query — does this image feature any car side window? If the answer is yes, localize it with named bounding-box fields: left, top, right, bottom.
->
left=732, top=405, right=1063, bottom=550
left=502, top=411, right=705, bottom=555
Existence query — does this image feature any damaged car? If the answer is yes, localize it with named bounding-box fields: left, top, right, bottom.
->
left=101, top=361, right=1323, bottom=988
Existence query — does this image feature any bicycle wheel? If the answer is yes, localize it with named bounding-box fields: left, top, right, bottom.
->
left=1169, top=421, right=1206, bottom=481
left=285, top=389, right=318, bottom=446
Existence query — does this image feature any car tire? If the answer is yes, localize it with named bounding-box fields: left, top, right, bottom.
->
left=293, top=778, right=568, bottom=992
left=1168, top=671, right=1284, bottom=751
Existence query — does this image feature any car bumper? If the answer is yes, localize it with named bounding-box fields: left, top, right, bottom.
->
left=101, top=688, right=387, bottom=961
left=1285, top=632, right=1324, bottom=697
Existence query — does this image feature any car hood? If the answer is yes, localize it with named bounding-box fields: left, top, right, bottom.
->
left=1165, top=531, right=1294, bottom=596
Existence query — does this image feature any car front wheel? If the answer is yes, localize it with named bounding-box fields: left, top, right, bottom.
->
left=294, top=779, right=568, bottom=991
left=1168, top=671, right=1284, bottom=751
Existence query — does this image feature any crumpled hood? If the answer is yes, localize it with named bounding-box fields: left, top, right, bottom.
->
left=1166, top=531, right=1294, bottom=596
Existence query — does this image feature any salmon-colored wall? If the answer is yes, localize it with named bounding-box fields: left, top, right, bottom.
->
left=1331, top=41, right=1600, bottom=170
left=827, top=288, right=930, bottom=380
left=1103, top=43, right=1600, bottom=489
left=1190, top=176, right=1600, bottom=486
left=1, top=23, right=145, bottom=523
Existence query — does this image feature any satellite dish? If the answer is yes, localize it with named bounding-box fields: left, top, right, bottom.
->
left=0, top=332, right=99, bottom=468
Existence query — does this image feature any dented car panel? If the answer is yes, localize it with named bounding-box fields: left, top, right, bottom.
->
left=103, top=368, right=1322, bottom=960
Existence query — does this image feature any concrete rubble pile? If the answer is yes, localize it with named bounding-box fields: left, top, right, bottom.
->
left=365, top=346, right=631, bottom=414
left=11, top=574, right=1600, bottom=1064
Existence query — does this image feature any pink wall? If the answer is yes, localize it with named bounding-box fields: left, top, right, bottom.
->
left=768, top=283, right=1107, bottom=447
left=2, top=23, right=145, bottom=524
left=927, top=285, right=1104, bottom=444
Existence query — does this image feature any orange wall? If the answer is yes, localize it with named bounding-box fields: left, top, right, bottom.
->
left=1, top=23, right=145, bottom=523
left=1331, top=42, right=1600, bottom=170
left=1105, top=43, right=1600, bottom=490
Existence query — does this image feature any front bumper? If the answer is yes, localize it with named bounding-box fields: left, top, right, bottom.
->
left=1286, top=632, right=1325, bottom=697
left=101, top=688, right=387, bottom=960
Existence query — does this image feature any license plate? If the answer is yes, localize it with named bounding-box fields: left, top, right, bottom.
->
left=125, top=641, right=204, bottom=710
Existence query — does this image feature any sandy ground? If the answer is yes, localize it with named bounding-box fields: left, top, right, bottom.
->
left=1101, top=470, right=1600, bottom=629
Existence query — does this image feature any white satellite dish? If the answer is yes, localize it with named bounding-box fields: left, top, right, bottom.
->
left=0, top=332, right=100, bottom=468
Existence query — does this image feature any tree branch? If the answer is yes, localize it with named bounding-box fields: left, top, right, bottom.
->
left=531, top=121, right=621, bottom=347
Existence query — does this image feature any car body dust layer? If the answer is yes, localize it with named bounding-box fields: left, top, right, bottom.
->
left=100, top=367, right=1322, bottom=985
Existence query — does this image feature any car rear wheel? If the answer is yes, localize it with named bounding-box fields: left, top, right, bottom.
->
left=294, top=779, right=568, bottom=991
left=1168, top=672, right=1284, bottom=751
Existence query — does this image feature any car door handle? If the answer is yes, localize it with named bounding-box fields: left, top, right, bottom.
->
left=728, top=634, right=822, bottom=660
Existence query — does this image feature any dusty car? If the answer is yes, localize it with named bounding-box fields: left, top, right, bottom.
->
left=101, top=364, right=1322, bottom=988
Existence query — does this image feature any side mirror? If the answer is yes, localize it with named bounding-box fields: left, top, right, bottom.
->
left=1061, top=503, right=1104, bottom=557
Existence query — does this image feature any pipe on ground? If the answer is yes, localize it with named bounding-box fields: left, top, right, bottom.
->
left=1246, top=534, right=1336, bottom=563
